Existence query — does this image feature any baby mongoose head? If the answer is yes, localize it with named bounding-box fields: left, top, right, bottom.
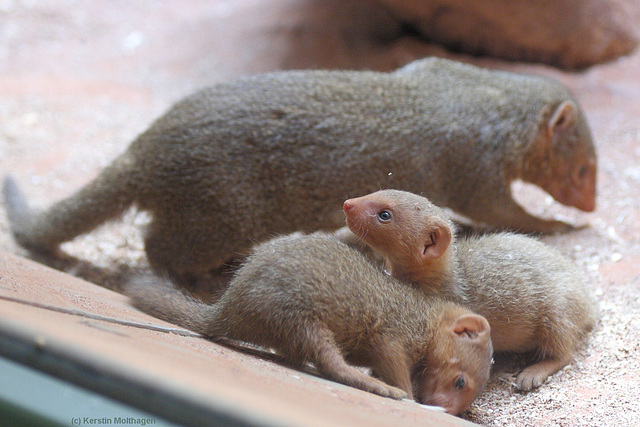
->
left=523, top=99, right=597, bottom=212
left=415, top=305, right=493, bottom=414
left=344, top=189, right=455, bottom=288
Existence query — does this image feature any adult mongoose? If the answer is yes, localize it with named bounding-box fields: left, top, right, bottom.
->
left=375, top=0, right=638, bottom=69
left=3, top=57, right=596, bottom=285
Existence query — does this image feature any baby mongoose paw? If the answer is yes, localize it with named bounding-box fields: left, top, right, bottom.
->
left=515, top=368, right=548, bottom=391
left=370, top=383, right=409, bottom=400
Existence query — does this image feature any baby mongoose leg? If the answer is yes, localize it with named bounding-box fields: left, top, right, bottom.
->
left=516, top=355, right=573, bottom=391
left=368, top=341, right=414, bottom=399
left=308, top=327, right=408, bottom=399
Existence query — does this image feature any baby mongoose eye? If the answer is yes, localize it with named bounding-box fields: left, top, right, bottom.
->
left=377, top=210, right=392, bottom=222
left=454, top=376, right=466, bottom=390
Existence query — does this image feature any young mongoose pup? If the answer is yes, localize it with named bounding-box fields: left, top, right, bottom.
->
left=3, top=57, right=596, bottom=285
left=344, top=189, right=598, bottom=391
left=126, top=233, right=493, bottom=415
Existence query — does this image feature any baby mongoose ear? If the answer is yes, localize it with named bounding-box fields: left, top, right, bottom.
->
left=547, top=100, right=577, bottom=138
left=451, top=314, right=491, bottom=342
left=422, top=222, right=452, bottom=259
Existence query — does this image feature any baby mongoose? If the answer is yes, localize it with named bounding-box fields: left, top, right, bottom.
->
left=126, top=233, right=493, bottom=415
left=344, top=189, right=598, bottom=391
left=3, top=57, right=596, bottom=285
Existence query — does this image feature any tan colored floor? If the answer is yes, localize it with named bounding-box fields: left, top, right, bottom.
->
left=1, top=1, right=640, bottom=425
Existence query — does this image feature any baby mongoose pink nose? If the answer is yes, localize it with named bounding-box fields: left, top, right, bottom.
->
left=343, top=200, right=354, bottom=213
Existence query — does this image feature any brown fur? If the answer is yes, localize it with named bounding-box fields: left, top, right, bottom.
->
left=377, top=0, right=638, bottom=69
left=344, top=189, right=599, bottom=390
left=126, top=233, right=493, bottom=414
left=3, top=58, right=596, bottom=286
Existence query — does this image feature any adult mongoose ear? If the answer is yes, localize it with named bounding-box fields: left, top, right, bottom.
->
left=422, top=221, right=452, bottom=260
left=451, top=314, right=491, bottom=342
left=547, top=100, right=578, bottom=138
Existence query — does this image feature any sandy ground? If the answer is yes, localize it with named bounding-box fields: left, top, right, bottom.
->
left=1, top=1, right=640, bottom=425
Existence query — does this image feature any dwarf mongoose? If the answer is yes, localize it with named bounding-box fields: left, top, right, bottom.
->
left=126, top=233, right=493, bottom=414
left=376, top=0, right=638, bottom=69
left=4, top=57, right=596, bottom=285
left=344, top=189, right=598, bottom=390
